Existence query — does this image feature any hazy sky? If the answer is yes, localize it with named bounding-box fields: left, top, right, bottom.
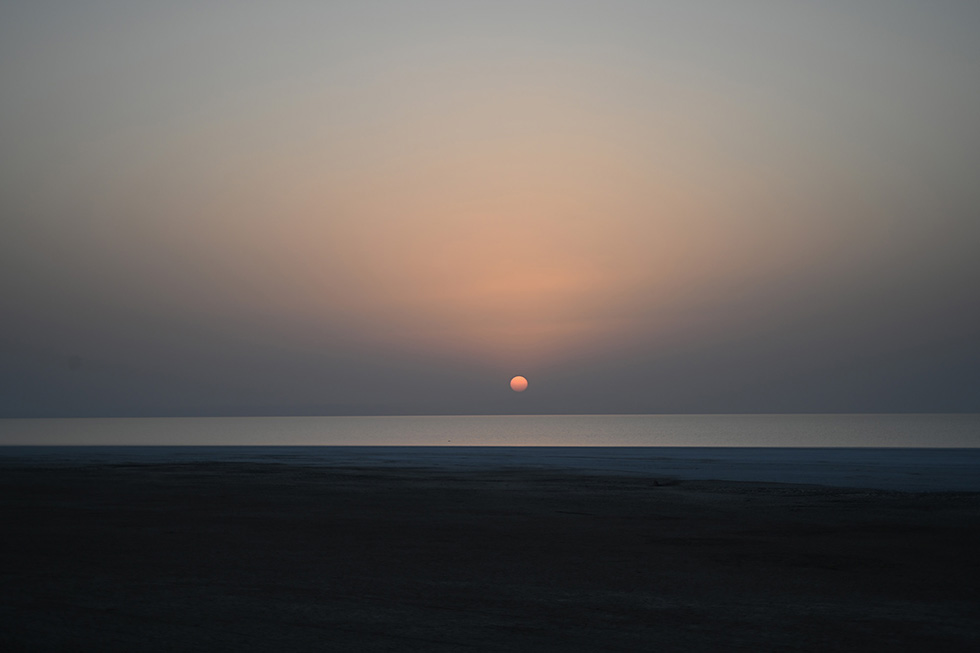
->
left=2, top=1, right=979, bottom=416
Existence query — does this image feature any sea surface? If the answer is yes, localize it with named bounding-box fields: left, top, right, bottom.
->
left=2, top=414, right=979, bottom=492
left=1, top=414, right=978, bottom=447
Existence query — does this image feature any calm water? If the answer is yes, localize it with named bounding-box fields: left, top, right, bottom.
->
left=0, top=414, right=978, bottom=447
left=2, top=415, right=979, bottom=491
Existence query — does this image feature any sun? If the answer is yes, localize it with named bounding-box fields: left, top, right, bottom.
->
left=510, top=375, right=528, bottom=392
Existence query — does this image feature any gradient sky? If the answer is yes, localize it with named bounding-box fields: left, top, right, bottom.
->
left=2, top=1, right=979, bottom=416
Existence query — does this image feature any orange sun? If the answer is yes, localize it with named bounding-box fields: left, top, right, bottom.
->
left=510, top=375, right=528, bottom=392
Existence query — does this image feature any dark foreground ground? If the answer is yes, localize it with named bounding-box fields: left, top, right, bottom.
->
left=1, top=463, right=979, bottom=651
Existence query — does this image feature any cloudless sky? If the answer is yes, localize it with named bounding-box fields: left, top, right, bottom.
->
left=2, top=1, right=979, bottom=416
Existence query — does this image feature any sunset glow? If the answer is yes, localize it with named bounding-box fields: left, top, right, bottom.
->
left=2, top=1, right=978, bottom=416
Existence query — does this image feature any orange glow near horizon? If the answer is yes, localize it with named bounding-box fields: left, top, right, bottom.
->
left=62, top=41, right=873, bottom=374
left=4, top=3, right=979, bottom=417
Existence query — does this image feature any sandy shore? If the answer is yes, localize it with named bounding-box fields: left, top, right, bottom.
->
left=2, top=462, right=979, bottom=651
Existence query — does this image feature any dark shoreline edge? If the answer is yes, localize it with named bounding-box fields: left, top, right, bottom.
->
left=5, top=445, right=980, bottom=493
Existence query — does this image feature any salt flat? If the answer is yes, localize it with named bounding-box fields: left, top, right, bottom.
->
left=2, top=457, right=979, bottom=651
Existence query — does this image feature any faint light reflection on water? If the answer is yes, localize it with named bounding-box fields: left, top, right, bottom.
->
left=2, top=415, right=979, bottom=492
left=1, top=414, right=977, bottom=447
